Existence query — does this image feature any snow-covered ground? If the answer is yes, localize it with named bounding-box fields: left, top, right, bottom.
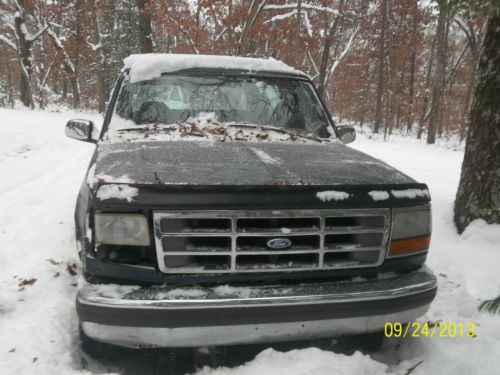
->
left=0, top=108, right=499, bottom=375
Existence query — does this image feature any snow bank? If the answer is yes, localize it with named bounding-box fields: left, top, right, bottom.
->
left=123, top=54, right=304, bottom=83
left=96, top=184, right=138, bottom=202
left=461, top=219, right=500, bottom=245
left=316, top=190, right=350, bottom=202
left=195, top=348, right=387, bottom=375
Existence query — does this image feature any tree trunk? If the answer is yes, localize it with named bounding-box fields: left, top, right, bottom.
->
left=14, top=1, right=34, bottom=108
left=62, top=77, right=68, bottom=100
left=373, top=0, right=387, bottom=134
left=454, top=11, right=500, bottom=233
left=457, top=19, right=481, bottom=141
left=295, top=0, right=302, bottom=65
left=138, top=0, right=153, bottom=53
left=317, top=0, right=343, bottom=97
left=426, top=1, right=447, bottom=144
left=460, top=47, right=480, bottom=141
left=91, top=0, right=106, bottom=113
left=417, top=34, right=437, bottom=139
left=406, top=0, right=418, bottom=133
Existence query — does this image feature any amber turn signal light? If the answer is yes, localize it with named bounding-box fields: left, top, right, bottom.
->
left=388, top=235, right=431, bottom=257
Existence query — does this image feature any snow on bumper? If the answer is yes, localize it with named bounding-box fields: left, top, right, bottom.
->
left=77, top=268, right=437, bottom=348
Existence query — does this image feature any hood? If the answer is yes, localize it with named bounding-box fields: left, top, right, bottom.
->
left=93, top=140, right=415, bottom=186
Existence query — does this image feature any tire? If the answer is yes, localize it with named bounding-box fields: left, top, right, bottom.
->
left=331, top=331, right=386, bottom=354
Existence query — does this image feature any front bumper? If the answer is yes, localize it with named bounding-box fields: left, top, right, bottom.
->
left=77, top=267, right=437, bottom=348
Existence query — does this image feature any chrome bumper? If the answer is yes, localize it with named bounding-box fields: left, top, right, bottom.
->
left=77, top=267, right=437, bottom=348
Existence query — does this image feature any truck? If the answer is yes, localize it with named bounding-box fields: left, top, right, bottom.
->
left=66, top=54, right=436, bottom=351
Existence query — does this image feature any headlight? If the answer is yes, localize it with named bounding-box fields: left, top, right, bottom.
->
left=388, top=206, right=431, bottom=257
left=94, top=213, right=150, bottom=246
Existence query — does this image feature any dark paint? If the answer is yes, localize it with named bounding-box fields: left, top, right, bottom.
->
left=94, top=140, right=415, bottom=186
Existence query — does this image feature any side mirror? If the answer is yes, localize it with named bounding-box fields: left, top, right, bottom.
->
left=65, top=119, right=99, bottom=143
left=336, top=125, right=356, bottom=144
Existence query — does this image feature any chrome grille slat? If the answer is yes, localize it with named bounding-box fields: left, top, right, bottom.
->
left=153, top=209, right=390, bottom=274
left=324, top=228, right=386, bottom=234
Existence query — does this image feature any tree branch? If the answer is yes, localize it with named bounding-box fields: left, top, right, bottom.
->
left=0, top=35, right=17, bottom=51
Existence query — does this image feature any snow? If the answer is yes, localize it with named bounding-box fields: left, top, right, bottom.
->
left=123, top=54, right=304, bottom=83
left=250, top=147, right=280, bottom=165
left=90, top=284, right=141, bottom=299
left=368, top=190, right=390, bottom=201
left=316, top=190, right=350, bottom=202
left=96, top=184, right=138, bottom=202
left=263, top=3, right=340, bottom=16
left=212, top=285, right=253, bottom=299
left=106, top=112, right=321, bottom=144
left=86, top=163, right=96, bottom=188
left=391, top=188, right=430, bottom=199
left=1, top=108, right=499, bottom=374
left=196, top=348, right=387, bottom=375
left=160, top=288, right=208, bottom=299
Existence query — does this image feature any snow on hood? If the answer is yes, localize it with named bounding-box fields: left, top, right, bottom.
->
left=96, top=184, right=138, bottom=202
left=123, top=53, right=305, bottom=83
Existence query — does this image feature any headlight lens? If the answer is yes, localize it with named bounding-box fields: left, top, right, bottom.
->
left=388, top=207, right=431, bottom=257
left=94, top=213, right=150, bottom=246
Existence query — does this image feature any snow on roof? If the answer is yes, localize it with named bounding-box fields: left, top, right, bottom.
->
left=123, top=53, right=306, bottom=83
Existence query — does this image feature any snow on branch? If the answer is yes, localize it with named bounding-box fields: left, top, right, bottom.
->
left=263, top=3, right=340, bottom=16
left=24, top=23, right=49, bottom=42
left=46, top=27, right=75, bottom=73
left=306, top=49, right=319, bottom=77
left=264, top=10, right=297, bottom=24
left=327, top=25, right=360, bottom=80
left=0, top=35, right=17, bottom=50
left=86, top=40, right=102, bottom=51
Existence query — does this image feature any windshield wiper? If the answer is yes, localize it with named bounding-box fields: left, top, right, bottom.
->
left=116, top=123, right=178, bottom=132
left=225, top=123, right=324, bottom=142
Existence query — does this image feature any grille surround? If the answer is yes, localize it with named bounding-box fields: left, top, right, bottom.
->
left=153, top=209, right=390, bottom=274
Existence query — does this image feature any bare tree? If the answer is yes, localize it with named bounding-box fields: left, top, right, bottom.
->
left=427, top=0, right=448, bottom=144
left=138, top=0, right=153, bottom=53
left=373, top=0, right=388, bottom=134
left=1, top=0, right=49, bottom=108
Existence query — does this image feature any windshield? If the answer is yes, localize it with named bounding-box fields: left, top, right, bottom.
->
left=108, top=74, right=332, bottom=141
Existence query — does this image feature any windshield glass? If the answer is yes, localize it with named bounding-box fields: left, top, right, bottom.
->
left=108, top=74, right=332, bottom=141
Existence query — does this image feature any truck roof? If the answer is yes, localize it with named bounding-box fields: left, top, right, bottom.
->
left=123, top=53, right=308, bottom=83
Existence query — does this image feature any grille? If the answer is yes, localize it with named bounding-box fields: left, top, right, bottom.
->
left=153, top=209, right=390, bottom=274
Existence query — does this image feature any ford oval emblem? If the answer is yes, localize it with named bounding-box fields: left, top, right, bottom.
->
left=267, top=238, right=292, bottom=250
